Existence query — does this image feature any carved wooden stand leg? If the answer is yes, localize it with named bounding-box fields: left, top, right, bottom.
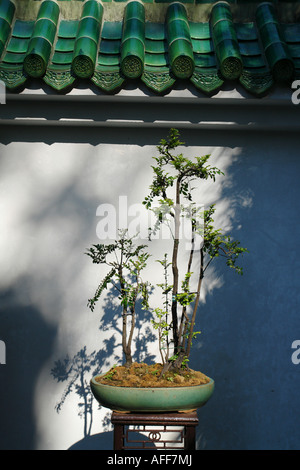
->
left=111, top=411, right=198, bottom=450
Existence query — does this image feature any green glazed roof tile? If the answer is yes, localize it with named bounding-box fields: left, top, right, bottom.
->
left=44, top=65, right=76, bottom=91
left=0, top=0, right=15, bottom=25
left=190, top=66, right=224, bottom=94
left=167, top=18, right=193, bottom=44
left=24, top=36, right=53, bottom=78
left=23, top=0, right=60, bottom=78
left=73, top=36, right=98, bottom=75
left=0, top=0, right=15, bottom=59
left=191, top=38, right=213, bottom=54
left=55, top=37, right=76, bottom=52
left=12, top=20, right=35, bottom=39
left=235, top=23, right=258, bottom=41
left=194, top=53, right=216, bottom=67
left=76, top=16, right=101, bottom=41
left=145, top=23, right=165, bottom=40
left=210, top=1, right=233, bottom=22
left=142, top=66, right=175, bottom=93
left=36, top=0, right=60, bottom=23
left=33, top=18, right=58, bottom=43
left=259, top=22, right=285, bottom=49
left=57, top=20, right=79, bottom=38
left=124, top=0, right=145, bottom=21
left=255, top=2, right=278, bottom=27
left=94, top=20, right=123, bottom=90
left=145, top=39, right=166, bottom=54
left=211, top=1, right=243, bottom=80
left=101, top=22, right=123, bottom=40
left=144, top=65, right=169, bottom=74
left=92, top=65, right=125, bottom=93
left=189, top=22, right=211, bottom=40
left=233, top=20, right=269, bottom=91
left=120, top=1, right=145, bottom=79
left=239, top=41, right=261, bottom=57
left=72, top=0, right=103, bottom=78
left=255, top=2, right=294, bottom=82
left=6, top=36, right=30, bottom=54
left=98, top=54, right=120, bottom=66
left=0, top=62, right=26, bottom=89
left=1, top=1, right=300, bottom=95
left=166, top=2, right=189, bottom=24
left=239, top=69, right=273, bottom=96
left=281, top=23, right=300, bottom=44
left=81, top=0, right=104, bottom=18
left=166, top=3, right=194, bottom=79
left=0, top=18, right=12, bottom=45
left=2, top=51, right=26, bottom=64
left=95, top=64, right=121, bottom=73
left=145, top=51, right=168, bottom=66
left=99, top=39, right=121, bottom=54
left=122, top=18, right=145, bottom=42
left=286, top=43, right=300, bottom=59
left=121, top=36, right=145, bottom=77
left=52, top=51, right=74, bottom=64
left=241, top=55, right=266, bottom=69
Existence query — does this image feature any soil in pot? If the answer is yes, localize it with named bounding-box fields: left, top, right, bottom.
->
left=95, top=362, right=210, bottom=388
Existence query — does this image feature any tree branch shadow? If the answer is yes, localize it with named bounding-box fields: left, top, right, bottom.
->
left=51, top=284, right=157, bottom=449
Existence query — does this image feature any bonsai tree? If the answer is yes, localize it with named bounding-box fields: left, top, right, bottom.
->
left=86, top=230, right=150, bottom=367
left=86, top=129, right=247, bottom=380
left=143, top=128, right=248, bottom=374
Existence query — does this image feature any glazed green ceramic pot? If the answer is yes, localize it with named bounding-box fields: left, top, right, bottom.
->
left=90, top=375, right=214, bottom=412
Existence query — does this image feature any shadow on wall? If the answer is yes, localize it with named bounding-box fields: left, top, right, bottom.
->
left=51, top=289, right=157, bottom=450
left=68, top=431, right=114, bottom=450
left=0, top=135, right=258, bottom=449
left=49, top=142, right=249, bottom=450
left=0, top=288, right=57, bottom=450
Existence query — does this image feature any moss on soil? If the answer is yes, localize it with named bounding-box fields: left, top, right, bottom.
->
left=95, top=362, right=210, bottom=388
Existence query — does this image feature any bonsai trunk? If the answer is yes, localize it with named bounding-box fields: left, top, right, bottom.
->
left=186, top=248, right=204, bottom=358
left=122, top=307, right=134, bottom=367
left=171, top=180, right=181, bottom=354
left=119, top=266, right=135, bottom=367
left=178, top=217, right=196, bottom=350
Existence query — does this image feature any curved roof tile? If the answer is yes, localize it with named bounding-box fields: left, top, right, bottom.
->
left=72, top=0, right=103, bottom=78
left=23, top=0, right=60, bottom=77
left=121, top=2, right=145, bottom=79
left=256, top=3, right=294, bottom=82
left=0, top=0, right=15, bottom=58
left=167, top=3, right=194, bottom=79
left=211, top=2, right=243, bottom=80
left=0, top=0, right=299, bottom=96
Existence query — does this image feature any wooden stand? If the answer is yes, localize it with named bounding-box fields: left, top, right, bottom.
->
left=111, top=411, right=198, bottom=450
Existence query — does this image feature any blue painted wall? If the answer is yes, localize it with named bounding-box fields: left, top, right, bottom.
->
left=0, top=98, right=299, bottom=450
